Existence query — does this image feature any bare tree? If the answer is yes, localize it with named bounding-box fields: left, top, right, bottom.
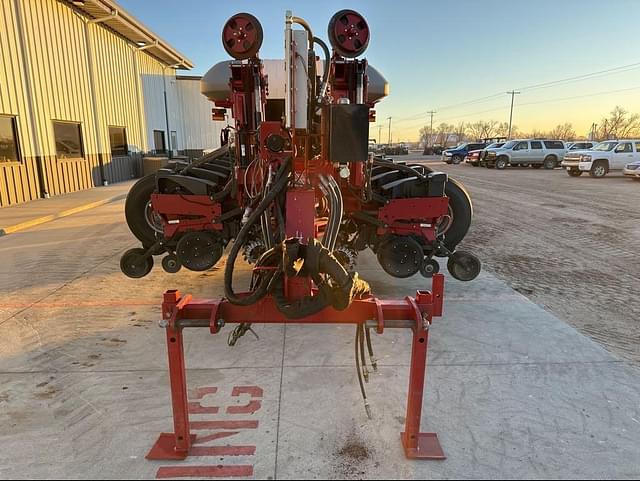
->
left=467, top=120, right=499, bottom=140
left=454, top=122, right=467, bottom=142
left=598, top=106, right=640, bottom=139
left=435, top=122, right=455, bottom=146
left=548, top=123, right=576, bottom=140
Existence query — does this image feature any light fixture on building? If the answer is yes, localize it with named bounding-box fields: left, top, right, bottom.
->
left=136, top=41, right=147, bottom=47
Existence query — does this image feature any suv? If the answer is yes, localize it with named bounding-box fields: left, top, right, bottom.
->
left=561, top=140, right=640, bottom=178
left=481, top=139, right=566, bottom=169
left=443, top=142, right=488, bottom=164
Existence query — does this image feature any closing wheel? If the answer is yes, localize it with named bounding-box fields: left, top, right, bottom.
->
left=328, top=10, right=370, bottom=58
left=120, top=248, right=154, bottom=279
left=222, top=13, right=263, bottom=60
left=447, top=251, right=481, bottom=282
left=161, top=254, right=182, bottom=274
left=420, top=258, right=440, bottom=278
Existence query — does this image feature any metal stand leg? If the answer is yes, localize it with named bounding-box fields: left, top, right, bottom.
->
left=146, top=324, right=196, bottom=460
left=401, top=326, right=446, bottom=460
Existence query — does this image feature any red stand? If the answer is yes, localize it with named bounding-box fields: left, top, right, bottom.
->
left=147, top=275, right=446, bottom=461
left=147, top=188, right=447, bottom=461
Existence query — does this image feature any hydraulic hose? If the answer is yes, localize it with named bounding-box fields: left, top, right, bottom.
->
left=224, top=159, right=291, bottom=305
left=313, top=37, right=330, bottom=100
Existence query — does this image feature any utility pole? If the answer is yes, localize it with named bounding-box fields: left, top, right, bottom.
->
left=377, top=125, right=382, bottom=144
left=387, top=116, right=392, bottom=144
left=427, top=110, right=436, bottom=147
left=506, top=90, right=520, bottom=139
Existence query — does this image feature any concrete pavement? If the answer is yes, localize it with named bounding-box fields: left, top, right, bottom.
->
left=0, top=198, right=639, bottom=479
left=0, top=181, right=135, bottom=236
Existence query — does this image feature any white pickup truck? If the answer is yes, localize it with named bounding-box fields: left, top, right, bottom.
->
left=561, top=140, right=640, bottom=178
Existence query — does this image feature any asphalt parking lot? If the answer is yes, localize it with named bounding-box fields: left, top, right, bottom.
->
left=416, top=156, right=640, bottom=365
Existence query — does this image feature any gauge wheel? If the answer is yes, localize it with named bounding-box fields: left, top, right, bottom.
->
left=436, top=178, right=473, bottom=253
left=125, top=174, right=160, bottom=247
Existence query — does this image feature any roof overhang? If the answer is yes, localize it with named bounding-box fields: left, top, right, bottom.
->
left=62, top=0, right=194, bottom=69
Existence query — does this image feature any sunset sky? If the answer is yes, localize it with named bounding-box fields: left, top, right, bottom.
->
left=119, top=0, right=640, bottom=142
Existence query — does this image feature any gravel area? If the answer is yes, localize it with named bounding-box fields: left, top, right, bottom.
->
left=416, top=157, right=640, bottom=364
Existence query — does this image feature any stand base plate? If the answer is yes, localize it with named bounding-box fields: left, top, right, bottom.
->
left=401, top=432, right=446, bottom=460
left=146, top=433, right=197, bottom=460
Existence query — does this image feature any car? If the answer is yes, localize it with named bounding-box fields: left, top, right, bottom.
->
left=623, top=160, right=640, bottom=180
left=465, top=142, right=505, bottom=167
left=481, top=139, right=566, bottom=169
left=379, top=144, right=409, bottom=155
left=561, top=140, right=640, bottom=178
left=442, top=142, right=488, bottom=165
left=567, top=141, right=598, bottom=151
left=423, top=144, right=444, bottom=155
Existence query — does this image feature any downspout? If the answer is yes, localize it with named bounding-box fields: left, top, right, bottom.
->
left=13, top=0, right=49, bottom=198
left=84, top=10, right=118, bottom=186
left=162, top=63, right=181, bottom=159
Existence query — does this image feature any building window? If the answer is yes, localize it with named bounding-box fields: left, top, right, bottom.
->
left=53, top=121, right=84, bottom=159
left=0, top=116, right=20, bottom=163
left=109, top=126, right=128, bottom=156
left=154, top=130, right=166, bottom=154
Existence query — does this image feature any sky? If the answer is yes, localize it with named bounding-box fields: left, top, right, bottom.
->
left=119, top=0, right=640, bottom=142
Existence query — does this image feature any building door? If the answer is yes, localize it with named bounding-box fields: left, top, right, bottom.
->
left=153, top=130, right=166, bottom=154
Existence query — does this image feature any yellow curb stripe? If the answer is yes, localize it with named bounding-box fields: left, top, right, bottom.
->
left=0, top=193, right=126, bottom=236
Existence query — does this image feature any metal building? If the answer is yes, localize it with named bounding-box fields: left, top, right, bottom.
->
left=0, top=0, right=222, bottom=207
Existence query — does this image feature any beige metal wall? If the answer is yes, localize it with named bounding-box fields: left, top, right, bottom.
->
left=175, top=77, right=226, bottom=157
left=0, top=0, right=176, bottom=207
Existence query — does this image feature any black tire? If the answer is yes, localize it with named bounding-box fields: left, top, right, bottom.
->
left=567, top=169, right=582, bottom=177
left=495, top=157, right=508, bottom=170
left=543, top=156, right=557, bottom=169
left=439, top=178, right=473, bottom=253
left=451, top=155, right=463, bottom=165
left=447, top=251, right=481, bottom=281
left=125, top=174, right=159, bottom=246
left=590, top=161, right=608, bottom=178
left=532, top=164, right=543, bottom=169
left=120, top=248, right=153, bottom=278
left=162, top=254, right=182, bottom=274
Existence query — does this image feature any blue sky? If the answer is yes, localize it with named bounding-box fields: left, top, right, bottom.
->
left=119, top=0, right=640, bottom=140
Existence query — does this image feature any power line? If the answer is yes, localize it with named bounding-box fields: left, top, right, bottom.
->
left=393, top=60, right=640, bottom=124
left=517, top=85, right=640, bottom=107
left=405, top=84, right=640, bottom=140
left=517, top=62, right=640, bottom=92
